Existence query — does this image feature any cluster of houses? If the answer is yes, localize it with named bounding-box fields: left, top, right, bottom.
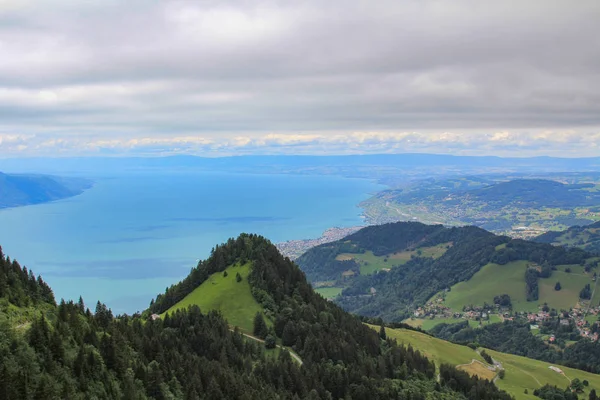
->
left=412, top=297, right=600, bottom=343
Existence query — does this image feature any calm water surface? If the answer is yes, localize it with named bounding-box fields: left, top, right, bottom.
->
left=0, top=171, right=382, bottom=313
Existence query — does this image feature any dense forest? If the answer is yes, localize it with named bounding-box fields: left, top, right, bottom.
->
left=430, top=320, right=600, bottom=374
left=297, top=222, right=590, bottom=321
left=0, top=239, right=512, bottom=399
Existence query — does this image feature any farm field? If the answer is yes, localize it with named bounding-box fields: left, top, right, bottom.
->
left=377, top=326, right=600, bottom=400
left=162, top=262, right=265, bottom=333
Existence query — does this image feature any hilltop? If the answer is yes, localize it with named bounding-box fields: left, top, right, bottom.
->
left=1, top=235, right=512, bottom=399
left=0, top=172, right=90, bottom=208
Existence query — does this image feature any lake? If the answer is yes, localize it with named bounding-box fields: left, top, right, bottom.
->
left=0, top=171, right=382, bottom=313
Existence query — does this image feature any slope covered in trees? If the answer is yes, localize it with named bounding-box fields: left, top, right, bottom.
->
left=0, top=235, right=513, bottom=399
left=0, top=172, right=90, bottom=208
left=297, top=222, right=591, bottom=321
left=535, top=221, right=600, bottom=254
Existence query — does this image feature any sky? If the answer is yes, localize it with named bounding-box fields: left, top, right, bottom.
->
left=0, top=0, right=599, bottom=157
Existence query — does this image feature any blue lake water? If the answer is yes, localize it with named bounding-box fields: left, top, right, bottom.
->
left=0, top=171, right=382, bottom=313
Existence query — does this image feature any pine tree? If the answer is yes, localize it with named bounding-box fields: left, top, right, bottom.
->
left=253, top=312, right=268, bottom=339
left=379, top=324, right=387, bottom=340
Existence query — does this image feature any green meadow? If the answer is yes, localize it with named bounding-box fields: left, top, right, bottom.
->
left=162, top=262, right=265, bottom=333
left=336, top=243, right=450, bottom=275
left=444, top=261, right=538, bottom=312
left=443, top=260, right=596, bottom=312
left=377, top=326, right=600, bottom=400
left=403, top=315, right=502, bottom=331
left=314, top=286, right=344, bottom=299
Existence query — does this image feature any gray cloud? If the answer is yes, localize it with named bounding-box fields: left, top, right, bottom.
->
left=0, top=0, right=599, bottom=156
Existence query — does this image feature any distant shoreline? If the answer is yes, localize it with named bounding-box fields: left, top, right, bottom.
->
left=276, top=226, right=364, bottom=259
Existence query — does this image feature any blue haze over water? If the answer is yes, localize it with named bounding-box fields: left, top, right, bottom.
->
left=0, top=171, right=382, bottom=314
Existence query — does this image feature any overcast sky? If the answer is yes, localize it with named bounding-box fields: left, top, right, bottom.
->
left=1, top=0, right=599, bottom=157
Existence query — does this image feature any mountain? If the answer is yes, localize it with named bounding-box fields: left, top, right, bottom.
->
left=0, top=235, right=511, bottom=399
left=535, top=221, right=600, bottom=254
left=0, top=172, right=90, bottom=208
left=296, top=222, right=593, bottom=321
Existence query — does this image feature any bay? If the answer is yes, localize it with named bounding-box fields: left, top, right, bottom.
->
left=0, top=171, right=382, bottom=313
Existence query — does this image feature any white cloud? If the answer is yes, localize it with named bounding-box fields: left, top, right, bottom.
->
left=0, top=0, right=599, bottom=156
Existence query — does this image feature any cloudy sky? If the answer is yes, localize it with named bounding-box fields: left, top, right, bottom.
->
left=1, top=0, right=599, bottom=157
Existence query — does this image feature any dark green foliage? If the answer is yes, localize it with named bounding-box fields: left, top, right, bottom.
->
left=1, top=235, right=500, bottom=400
left=333, top=225, right=506, bottom=320
left=264, top=334, right=276, bottom=349
left=480, top=350, right=493, bottom=364
left=0, top=246, right=55, bottom=307
left=580, top=284, right=592, bottom=300
left=236, top=272, right=242, bottom=282
left=525, top=268, right=539, bottom=301
left=571, top=378, right=585, bottom=392
left=556, top=282, right=562, bottom=291
left=590, top=388, right=598, bottom=400
left=298, top=221, right=590, bottom=321
left=253, top=311, right=268, bottom=339
left=533, top=384, right=579, bottom=400
left=498, top=369, right=505, bottom=379
left=297, top=222, right=444, bottom=281
left=493, top=294, right=512, bottom=308
left=223, top=270, right=228, bottom=277
left=379, top=324, right=387, bottom=340
left=439, top=364, right=513, bottom=400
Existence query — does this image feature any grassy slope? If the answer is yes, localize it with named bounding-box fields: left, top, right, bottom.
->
left=444, top=260, right=596, bottom=312
left=336, top=243, right=450, bottom=275
left=379, top=326, right=600, bottom=400
left=403, top=315, right=502, bottom=331
left=162, top=263, right=264, bottom=333
left=444, top=261, right=537, bottom=312
left=314, top=287, right=344, bottom=299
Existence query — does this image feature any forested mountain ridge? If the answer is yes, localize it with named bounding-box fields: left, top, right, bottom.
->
left=535, top=221, right=600, bottom=254
left=0, top=236, right=512, bottom=399
left=296, top=222, right=591, bottom=321
left=0, top=172, right=90, bottom=208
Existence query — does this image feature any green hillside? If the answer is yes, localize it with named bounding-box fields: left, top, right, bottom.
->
left=444, top=261, right=535, bottom=312
left=535, top=221, right=600, bottom=254
left=380, top=326, right=600, bottom=400
left=443, top=260, right=597, bottom=312
left=162, top=262, right=264, bottom=333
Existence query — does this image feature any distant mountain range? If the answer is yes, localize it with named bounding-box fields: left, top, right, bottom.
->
left=0, top=172, right=91, bottom=208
